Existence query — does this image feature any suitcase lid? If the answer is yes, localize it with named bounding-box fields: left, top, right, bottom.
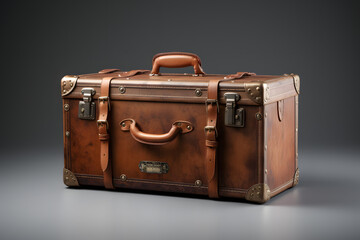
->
left=61, top=52, right=300, bottom=106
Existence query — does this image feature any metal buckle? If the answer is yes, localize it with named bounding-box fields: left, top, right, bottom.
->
left=204, top=125, right=218, bottom=137
left=97, top=120, right=109, bottom=130
left=98, top=96, right=111, bottom=111
left=205, top=99, right=219, bottom=113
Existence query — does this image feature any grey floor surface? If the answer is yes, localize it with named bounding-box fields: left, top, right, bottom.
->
left=0, top=147, right=360, bottom=240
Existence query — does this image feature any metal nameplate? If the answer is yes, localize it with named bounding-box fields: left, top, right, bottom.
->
left=139, top=161, right=169, bottom=174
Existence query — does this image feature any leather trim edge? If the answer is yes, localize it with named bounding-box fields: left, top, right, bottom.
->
left=63, top=168, right=79, bottom=187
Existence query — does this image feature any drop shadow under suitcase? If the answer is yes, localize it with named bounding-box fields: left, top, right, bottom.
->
left=61, top=52, right=300, bottom=203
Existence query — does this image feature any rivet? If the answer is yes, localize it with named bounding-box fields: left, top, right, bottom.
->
left=65, top=131, right=70, bottom=137
left=121, top=122, right=126, bottom=127
left=247, top=88, right=251, bottom=92
left=186, top=125, right=191, bottom=130
left=70, top=83, right=73, bottom=87
left=65, top=170, right=68, bottom=174
left=296, top=128, right=298, bottom=132
left=256, top=87, right=260, bottom=91
left=235, top=115, right=239, bottom=120
left=195, top=180, right=202, bottom=187
left=63, top=81, right=66, bottom=86
left=255, top=97, right=261, bottom=101
left=265, top=145, right=267, bottom=150
left=81, top=108, right=85, bottom=113
left=250, top=93, right=254, bottom=96
left=251, top=193, right=254, bottom=196
left=64, top=104, right=70, bottom=111
left=265, top=113, right=268, bottom=118
left=126, top=78, right=129, bottom=80
left=258, top=186, right=261, bottom=190
left=265, top=169, right=268, bottom=174
left=65, top=177, right=69, bottom=180
left=63, top=89, right=66, bottom=93
left=168, top=79, right=172, bottom=81
left=257, top=192, right=260, bottom=195
left=255, top=112, right=262, bottom=120
left=120, top=174, right=127, bottom=181
left=195, top=88, right=202, bottom=97
left=119, top=86, right=126, bottom=94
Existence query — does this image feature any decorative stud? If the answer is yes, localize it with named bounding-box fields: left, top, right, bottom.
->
left=186, top=125, right=191, bottom=130
left=255, top=112, right=262, bottom=121
left=195, top=180, right=202, bottom=187
left=64, top=104, right=70, bottom=111
left=120, top=174, right=127, bottom=182
left=119, top=86, right=126, bottom=94
left=195, top=88, right=202, bottom=97
left=65, top=131, right=70, bottom=137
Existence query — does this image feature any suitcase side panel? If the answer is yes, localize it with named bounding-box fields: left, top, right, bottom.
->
left=265, top=97, right=296, bottom=193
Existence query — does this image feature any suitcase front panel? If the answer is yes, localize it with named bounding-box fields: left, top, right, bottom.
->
left=64, top=98, right=261, bottom=195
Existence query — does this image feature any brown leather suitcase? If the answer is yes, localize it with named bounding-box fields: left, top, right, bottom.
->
left=61, top=52, right=300, bottom=203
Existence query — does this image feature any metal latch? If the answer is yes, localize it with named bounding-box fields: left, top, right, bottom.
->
left=224, top=92, right=245, bottom=127
left=78, top=88, right=96, bottom=120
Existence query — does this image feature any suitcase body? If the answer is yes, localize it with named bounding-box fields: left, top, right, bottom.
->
left=61, top=52, right=300, bottom=203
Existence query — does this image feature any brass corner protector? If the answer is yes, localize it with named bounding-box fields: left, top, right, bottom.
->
left=244, top=83, right=263, bottom=104
left=245, top=183, right=271, bottom=203
left=63, top=168, right=79, bottom=187
left=293, top=168, right=300, bottom=187
left=61, top=75, right=78, bottom=96
left=290, top=73, right=300, bottom=95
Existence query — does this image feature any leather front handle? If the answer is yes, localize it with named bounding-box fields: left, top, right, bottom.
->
left=150, top=52, right=205, bottom=75
left=120, top=119, right=194, bottom=145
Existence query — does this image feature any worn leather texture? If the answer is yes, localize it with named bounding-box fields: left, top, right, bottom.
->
left=62, top=52, right=299, bottom=203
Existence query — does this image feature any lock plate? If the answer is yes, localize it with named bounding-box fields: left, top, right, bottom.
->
left=78, top=88, right=96, bottom=120
left=224, top=92, right=245, bottom=127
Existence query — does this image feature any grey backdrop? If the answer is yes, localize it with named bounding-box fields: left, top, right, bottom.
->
left=1, top=1, right=360, bottom=240
left=1, top=0, right=360, bottom=150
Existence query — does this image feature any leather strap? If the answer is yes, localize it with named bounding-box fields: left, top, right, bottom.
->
left=98, top=69, right=150, bottom=77
left=98, top=77, right=114, bottom=189
left=205, top=72, right=256, bottom=198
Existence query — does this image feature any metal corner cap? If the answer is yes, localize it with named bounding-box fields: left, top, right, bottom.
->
left=63, top=168, right=79, bottom=187
left=245, top=183, right=271, bottom=203
left=293, top=168, right=300, bottom=187
left=61, top=75, right=78, bottom=96
left=244, top=82, right=264, bottom=105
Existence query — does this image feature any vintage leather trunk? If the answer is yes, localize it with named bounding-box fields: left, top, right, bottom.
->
left=61, top=52, right=300, bottom=203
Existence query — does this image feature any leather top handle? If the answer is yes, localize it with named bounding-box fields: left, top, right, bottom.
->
left=150, top=52, right=205, bottom=76
left=120, top=119, right=194, bottom=145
